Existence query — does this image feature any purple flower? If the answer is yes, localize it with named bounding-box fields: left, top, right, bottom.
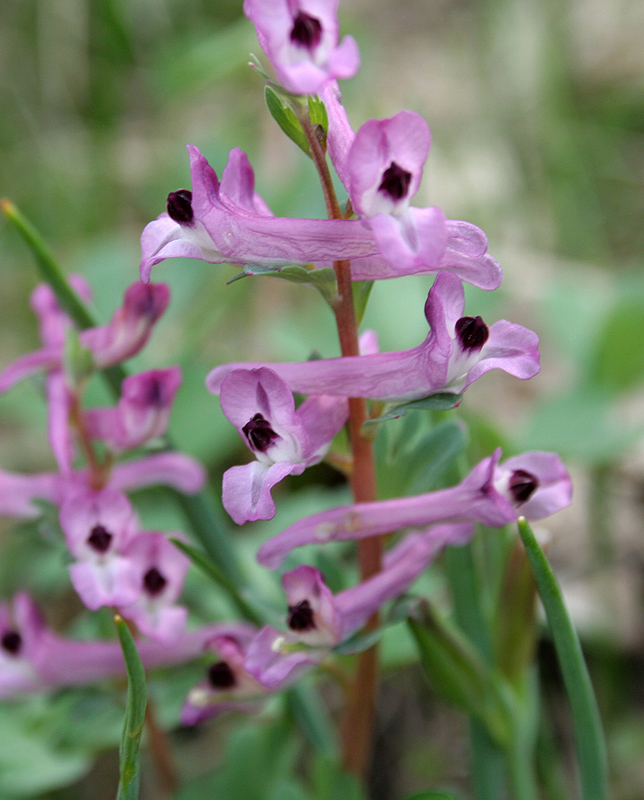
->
left=207, top=273, right=540, bottom=402
left=85, top=368, right=182, bottom=452
left=257, top=449, right=572, bottom=568
left=317, top=82, right=503, bottom=289
left=245, top=523, right=471, bottom=686
left=0, top=592, right=255, bottom=698
left=0, top=451, right=205, bottom=523
left=243, top=0, right=360, bottom=95
left=0, top=282, right=170, bottom=393
left=220, top=367, right=349, bottom=524
left=118, top=533, right=190, bottom=644
left=60, top=489, right=142, bottom=610
left=140, top=146, right=379, bottom=282
left=181, top=630, right=269, bottom=725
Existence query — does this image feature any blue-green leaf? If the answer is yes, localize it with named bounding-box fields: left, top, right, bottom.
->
left=363, top=393, right=462, bottom=428
left=228, top=263, right=338, bottom=304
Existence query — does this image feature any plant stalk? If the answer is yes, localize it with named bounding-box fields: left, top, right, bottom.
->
left=299, top=108, right=381, bottom=779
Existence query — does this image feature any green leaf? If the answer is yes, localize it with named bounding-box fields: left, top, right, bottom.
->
left=228, top=263, right=339, bottom=305
left=170, top=537, right=262, bottom=625
left=307, top=95, right=328, bottom=132
left=352, top=281, right=374, bottom=326
left=311, top=756, right=365, bottom=800
left=265, top=86, right=311, bottom=157
left=587, top=298, right=644, bottom=393
left=364, top=393, right=462, bottom=429
left=115, top=615, right=148, bottom=800
left=407, top=600, right=513, bottom=748
left=517, top=518, right=609, bottom=800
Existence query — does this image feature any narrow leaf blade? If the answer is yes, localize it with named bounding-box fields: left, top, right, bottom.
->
left=264, top=87, right=311, bottom=157
left=115, top=615, right=147, bottom=800
left=517, top=517, right=609, bottom=800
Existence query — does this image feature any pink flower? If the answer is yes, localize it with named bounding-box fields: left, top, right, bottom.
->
left=0, top=282, right=170, bottom=393
left=140, top=146, right=378, bottom=282
left=220, top=367, right=349, bottom=524
left=85, top=367, right=182, bottom=452
left=207, top=273, right=540, bottom=402
left=243, top=0, right=360, bottom=95
left=245, top=523, right=471, bottom=686
left=257, top=449, right=572, bottom=569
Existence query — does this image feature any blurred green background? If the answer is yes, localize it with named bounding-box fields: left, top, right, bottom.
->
left=1, top=0, right=644, bottom=798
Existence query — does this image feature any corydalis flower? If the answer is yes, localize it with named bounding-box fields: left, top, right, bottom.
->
left=140, top=146, right=379, bottom=282
left=317, top=83, right=503, bottom=289
left=0, top=593, right=253, bottom=698
left=85, top=367, right=182, bottom=452
left=0, top=282, right=170, bottom=393
left=119, top=533, right=190, bottom=644
left=0, top=452, right=205, bottom=521
left=244, top=0, right=360, bottom=95
left=221, top=367, right=348, bottom=524
left=246, top=523, right=471, bottom=686
left=207, top=273, right=540, bottom=402
left=257, top=449, right=572, bottom=568
left=181, top=629, right=268, bottom=725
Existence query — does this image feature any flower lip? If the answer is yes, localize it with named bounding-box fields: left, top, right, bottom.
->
left=166, top=190, right=194, bottom=224
left=208, top=660, right=237, bottom=689
left=87, top=524, right=113, bottom=553
left=242, top=413, right=280, bottom=453
left=143, top=567, right=167, bottom=596
left=508, top=469, right=539, bottom=504
left=1, top=630, right=22, bottom=655
left=455, top=315, right=489, bottom=351
left=378, top=162, right=412, bottom=202
left=287, top=599, right=316, bottom=632
left=290, top=11, right=322, bottom=49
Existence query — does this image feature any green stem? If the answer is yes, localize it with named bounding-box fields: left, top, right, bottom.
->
left=517, top=518, right=609, bottom=800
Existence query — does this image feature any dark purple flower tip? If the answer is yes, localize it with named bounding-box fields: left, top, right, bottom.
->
left=378, top=162, right=412, bottom=201
left=455, top=315, right=489, bottom=351
left=509, top=469, right=539, bottom=504
left=87, top=524, right=113, bottom=553
left=290, top=12, right=323, bottom=50
left=287, top=599, right=316, bottom=632
left=166, top=190, right=194, bottom=224
left=125, top=283, right=170, bottom=323
left=1, top=630, right=22, bottom=655
left=242, top=413, right=279, bottom=453
left=208, top=660, right=236, bottom=689
left=143, top=567, right=167, bottom=596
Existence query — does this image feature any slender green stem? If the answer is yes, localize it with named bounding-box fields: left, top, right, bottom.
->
left=517, top=517, right=609, bottom=800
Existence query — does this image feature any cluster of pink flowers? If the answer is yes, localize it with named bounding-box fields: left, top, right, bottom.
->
left=1, top=0, right=573, bottom=730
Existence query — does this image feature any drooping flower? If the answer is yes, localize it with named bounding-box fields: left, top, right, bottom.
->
left=257, top=449, right=572, bottom=568
left=140, top=146, right=379, bottom=282
left=0, top=282, right=170, bottom=393
left=246, top=523, right=472, bottom=686
left=85, top=368, right=182, bottom=452
left=207, top=272, right=540, bottom=402
left=220, top=367, right=349, bottom=524
left=243, top=0, right=360, bottom=95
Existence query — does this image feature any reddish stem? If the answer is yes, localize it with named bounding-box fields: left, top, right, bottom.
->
left=299, top=108, right=381, bottom=780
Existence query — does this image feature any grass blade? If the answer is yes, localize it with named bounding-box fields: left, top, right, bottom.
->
left=115, top=615, right=148, bottom=800
left=517, top=517, right=609, bottom=800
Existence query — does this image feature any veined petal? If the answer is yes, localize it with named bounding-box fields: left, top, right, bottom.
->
left=109, top=452, right=206, bottom=495
left=0, top=470, right=60, bottom=518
